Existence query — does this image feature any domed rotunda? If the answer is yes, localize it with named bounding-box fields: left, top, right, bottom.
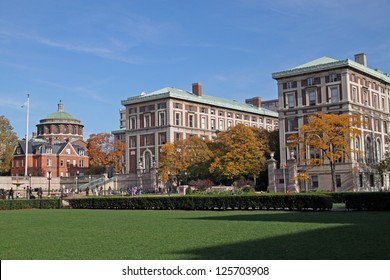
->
left=36, top=100, right=84, bottom=143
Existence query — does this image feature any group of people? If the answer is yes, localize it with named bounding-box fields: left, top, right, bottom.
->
left=0, top=187, right=45, bottom=200
left=84, top=186, right=113, bottom=196
left=126, top=185, right=142, bottom=196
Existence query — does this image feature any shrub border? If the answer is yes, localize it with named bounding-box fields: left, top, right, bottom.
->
left=68, top=194, right=333, bottom=211
left=0, top=199, right=62, bottom=210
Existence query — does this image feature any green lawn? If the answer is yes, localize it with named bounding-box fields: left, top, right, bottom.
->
left=1, top=209, right=389, bottom=260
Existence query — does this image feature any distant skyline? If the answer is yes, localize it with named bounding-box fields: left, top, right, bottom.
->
left=1, top=0, right=389, bottom=139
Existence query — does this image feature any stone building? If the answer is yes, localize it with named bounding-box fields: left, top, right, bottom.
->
left=271, top=53, right=390, bottom=192
left=113, top=83, right=279, bottom=191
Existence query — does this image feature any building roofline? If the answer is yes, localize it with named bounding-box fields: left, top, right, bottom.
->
left=272, top=59, right=390, bottom=83
left=121, top=87, right=278, bottom=117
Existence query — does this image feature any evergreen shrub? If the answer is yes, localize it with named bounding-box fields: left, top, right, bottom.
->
left=68, top=194, right=332, bottom=211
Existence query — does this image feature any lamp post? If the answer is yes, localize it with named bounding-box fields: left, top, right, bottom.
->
left=47, top=171, right=52, bottom=197
left=75, top=170, right=79, bottom=194
left=28, top=173, right=32, bottom=200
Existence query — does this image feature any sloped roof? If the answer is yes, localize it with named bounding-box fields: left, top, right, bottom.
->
left=291, top=56, right=339, bottom=69
left=272, top=56, right=390, bottom=83
left=122, top=87, right=278, bottom=117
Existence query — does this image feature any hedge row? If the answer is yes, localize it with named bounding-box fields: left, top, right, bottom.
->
left=343, top=192, right=390, bottom=211
left=68, top=194, right=333, bottom=211
left=0, top=199, right=62, bottom=210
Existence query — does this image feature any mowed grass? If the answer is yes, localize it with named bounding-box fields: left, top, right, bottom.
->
left=1, top=209, right=389, bottom=260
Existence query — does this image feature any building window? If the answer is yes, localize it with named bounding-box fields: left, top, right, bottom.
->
left=308, top=90, right=316, bottom=106
left=201, top=107, right=206, bottom=113
left=201, top=116, right=206, bottom=129
left=363, top=91, right=368, bottom=105
left=73, top=160, right=77, bottom=167
left=175, top=103, right=181, bottom=109
left=67, top=160, right=70, bottom=168
left=158, top=103, right=166, bottom=109
left=329, top=73, right=337, bottom=82
left=189, top=114, right=194, bottom=128
left=175, top=112, right=181, bottom=126
left=330, top=87, right=339, bottom=103
left=211, top=109, right=215, bottom=115
left=336, top=175, right=341, bottom=188
left=144, top=114, right=150, bottom=128
left=352, top=87, right=357, bottom=102
left=228, top=120, right=233, bottom=127
left=219, top=119, right=225, bottom=130
left=373, top=95, right=378, bottom=109
left=287, top=94, right=295, bottom=108
left=66, top=149, right=71, bottom=155
left=175, top=133, right=181, bottom=141
left=311, top=175, right=319, bottom=189
left=130, top=117, right=137, bottom=130
left=130, top=137, right=136, bottom=148
left=307, top=77, right=315, bottom=86
left=160, top=133, right=166, bottom=145
left=16, top=147, right=21, bottom=154
left=159, top=111, right=166, bottom=126
left=287, top=117, right=298, bottom=132
left=78, top=149, right=85, bottom=156
left=287, top=81, right=293, bottom=89
left=60, top=160, right=64, bottom=167
left=211, top=119, right=215, bottom=130
left=47, top=158, right=52, bottom=167
left=80, top=160, right=84, bottom=167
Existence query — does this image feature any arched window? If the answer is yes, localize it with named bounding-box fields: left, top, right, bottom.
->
left=376, top=138, right=382, bottom=162
left=355, top=136, right=361, bottom=162
left=366, top=136, right=373, bottom=164
left=144, top=151, right=152, bottom=172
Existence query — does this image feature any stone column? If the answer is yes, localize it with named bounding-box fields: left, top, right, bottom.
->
left=267, top=152, right=277, bottom=193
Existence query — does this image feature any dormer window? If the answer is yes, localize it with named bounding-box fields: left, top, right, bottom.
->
left=16, top=147, right=21, bottom=155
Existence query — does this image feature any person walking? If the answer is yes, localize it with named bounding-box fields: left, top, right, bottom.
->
left=85, top=187, right=89, bottom=196
left=8, top=188, right=14, bottom=200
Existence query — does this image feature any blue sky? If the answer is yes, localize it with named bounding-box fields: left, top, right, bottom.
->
left=1, top=0, right=389, bottom=139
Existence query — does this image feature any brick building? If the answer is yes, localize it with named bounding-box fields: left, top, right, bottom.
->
left=113, top=83, right=278, bottom=189
left=271, top=53, right=390, bottom=192
left=11, top=101, right=89, bottom=178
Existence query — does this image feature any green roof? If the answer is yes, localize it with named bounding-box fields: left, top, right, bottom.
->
left=272, top=56, right=390, bottom=83
left=292, top=56, right=339, bottom=69
left=122, top=87, right=278, bottom=117
left=44, top=111, right=78, bottom=121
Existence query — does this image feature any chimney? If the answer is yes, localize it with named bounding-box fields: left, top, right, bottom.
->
left=192, top=82, right=202, bottom=97
left=354, top=53, right=367, bottom=67
left=245, top=97, right=262, bottom=108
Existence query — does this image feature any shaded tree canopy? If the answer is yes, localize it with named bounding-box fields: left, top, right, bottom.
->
left=0, top=116, right=18, bottom=174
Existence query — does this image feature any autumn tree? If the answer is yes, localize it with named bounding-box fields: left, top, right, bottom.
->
left=158, top=137, right=213, bottom=184
left=287, top=113, right=362, bottom=192
left=0, top=116, right=18, bottom=174
left=210, top=124, right=267, bottom=183
left=87, top=133, right=126, bottom=174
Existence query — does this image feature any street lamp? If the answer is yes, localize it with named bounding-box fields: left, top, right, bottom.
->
left=47, top=171, right=52, bottom=197
left=28, top=173, right=32, bottom=200
left=75, top=170, right=80, bottom=194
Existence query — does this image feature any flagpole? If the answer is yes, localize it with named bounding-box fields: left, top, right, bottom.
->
left=24, top=94, right=30, bottom=177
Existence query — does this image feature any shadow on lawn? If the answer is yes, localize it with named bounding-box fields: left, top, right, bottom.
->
left=172, top=212, right=390, bottom=260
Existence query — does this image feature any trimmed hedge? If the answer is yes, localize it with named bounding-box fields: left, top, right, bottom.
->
left=0, top=199, right=62, bottom=210
left=344, top=192, right=390, bottom=211
left=68, top=194, right=333, bottom=211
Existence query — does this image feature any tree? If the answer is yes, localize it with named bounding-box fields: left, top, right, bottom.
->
left=210, top=124, right=267, bottom=183
left=87, top=133, right=126, bottom=174
left=158, top=137, right=213, bottom=184
left=0, top=116, right=18, bottom=174
left=287, top=113, right=362, bottom=192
